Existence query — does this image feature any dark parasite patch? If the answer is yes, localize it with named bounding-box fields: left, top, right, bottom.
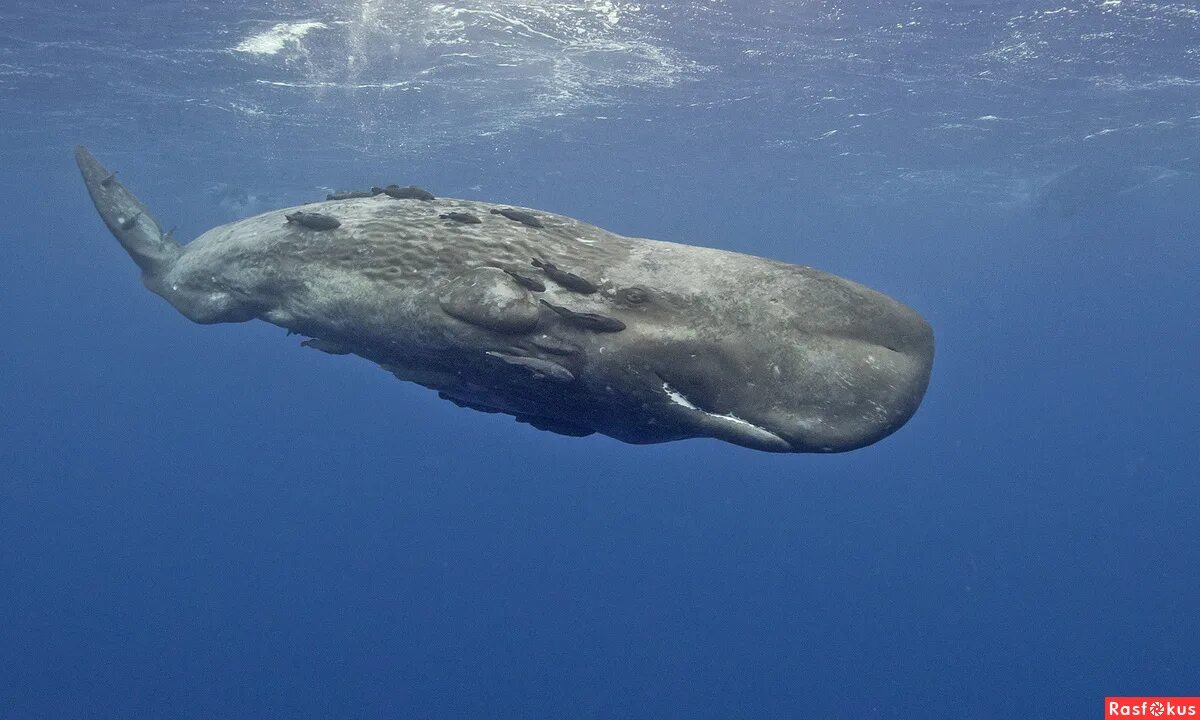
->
left=326, top=190, right=375, bottom=200
left=539, top=300, right=626, bottom=333
left=285, top=211, right=341, bottom=231
left=101, top=173, right=117, bottom=188
left=531, top=258, right=598, bottom=294
left=503, top=269, right=546, bottom=292
left=489, top=208, right=544, bottom=228
left=373, top=184, right=436, bottom=201
left=440, top=212, right=482, bottom=224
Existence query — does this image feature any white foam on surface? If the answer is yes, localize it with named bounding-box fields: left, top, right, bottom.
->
left=222, top=0, right=695, bottom=147
left=234, top=21, right=329, bottom=56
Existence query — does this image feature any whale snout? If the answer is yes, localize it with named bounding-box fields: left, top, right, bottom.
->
left=790, top=324, right=933, bottom=452
left=764, top=291, right=935, bottom=453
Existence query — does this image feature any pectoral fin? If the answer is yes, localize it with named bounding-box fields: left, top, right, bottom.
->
left=438, top=267, right=540, bottom=334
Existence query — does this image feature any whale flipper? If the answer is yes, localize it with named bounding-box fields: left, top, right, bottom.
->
left=74, top=146, right=181, bottom=277
left=76, top=146, right=266, bottom=324
left=438, top=267, right=541, bottom=334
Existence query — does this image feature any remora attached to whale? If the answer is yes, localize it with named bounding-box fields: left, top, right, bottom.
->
left=74, top=145, right=934, bottom=453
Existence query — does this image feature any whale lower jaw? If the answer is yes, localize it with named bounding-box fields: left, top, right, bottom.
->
left=661, top=382, right=794, bottom=452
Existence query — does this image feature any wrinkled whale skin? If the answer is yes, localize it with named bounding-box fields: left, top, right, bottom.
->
left=75, top=145, right=933, bottom=453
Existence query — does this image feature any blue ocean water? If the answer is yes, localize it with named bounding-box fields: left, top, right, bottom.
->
left=2, top=1, right=1198, bottom=717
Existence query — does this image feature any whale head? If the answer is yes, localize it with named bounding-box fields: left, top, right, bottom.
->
left=589, top=243, right=934, bottom=452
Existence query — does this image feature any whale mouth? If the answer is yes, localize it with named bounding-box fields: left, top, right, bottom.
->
left=661, top=381, right=794, bottom=452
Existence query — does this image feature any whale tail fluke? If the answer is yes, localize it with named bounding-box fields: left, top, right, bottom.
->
left=75, top=145, right=182, bottom=278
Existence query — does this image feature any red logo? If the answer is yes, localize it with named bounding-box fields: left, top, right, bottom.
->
left=1107, top=698, right=1200, bottom=718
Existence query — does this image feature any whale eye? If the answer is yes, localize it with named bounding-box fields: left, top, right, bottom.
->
left=620, top=287, right=650, bottom=305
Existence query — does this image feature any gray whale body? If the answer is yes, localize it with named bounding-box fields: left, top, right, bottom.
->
left=75, top=145, right=933, bottom=453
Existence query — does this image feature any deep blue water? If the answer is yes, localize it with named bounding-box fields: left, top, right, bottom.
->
left=2, top=1, right=1198, bottom=718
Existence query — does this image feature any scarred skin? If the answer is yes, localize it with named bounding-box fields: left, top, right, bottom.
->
left=75, top=145, right=934, bottom=453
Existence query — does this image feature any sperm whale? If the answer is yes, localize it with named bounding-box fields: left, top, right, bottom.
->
left=75, top=145, right=933, bottom=452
